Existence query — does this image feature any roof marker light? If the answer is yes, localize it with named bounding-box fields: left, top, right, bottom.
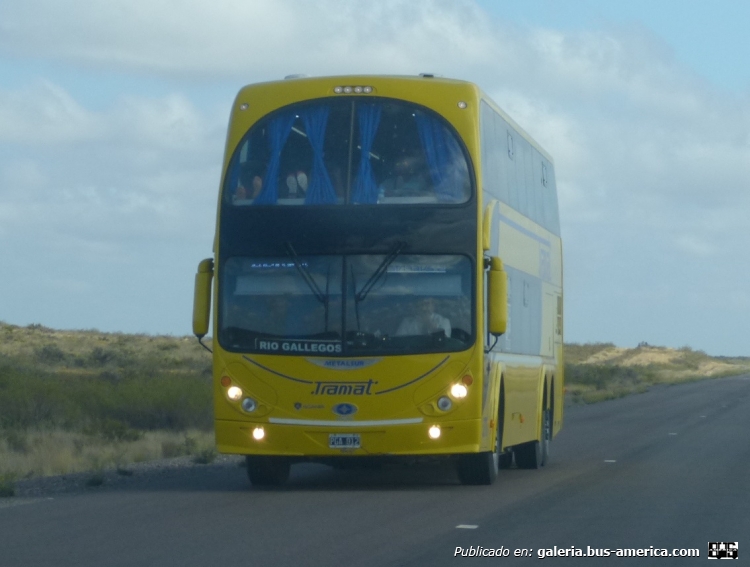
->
left=334, top=86, right=343, bottom=94
left=363, top=86, right=373, bottom=93
left=457, top=101, right=467, bottom=109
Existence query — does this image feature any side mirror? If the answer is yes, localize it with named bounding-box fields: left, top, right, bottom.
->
left=488, top=256, right=507, bottom=336
left=193, top=258, right=214, bottom=339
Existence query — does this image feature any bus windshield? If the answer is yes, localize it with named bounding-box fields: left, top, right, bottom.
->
left=219, top=255, right=473, bottom=355
left=224, top=98, right=471, bottom=206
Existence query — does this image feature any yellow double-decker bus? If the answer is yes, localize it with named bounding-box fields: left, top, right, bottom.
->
left=193, top=75, right=563, bottom=486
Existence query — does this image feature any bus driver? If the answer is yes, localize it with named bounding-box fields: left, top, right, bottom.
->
left=396, top=297, right=452, bottom=338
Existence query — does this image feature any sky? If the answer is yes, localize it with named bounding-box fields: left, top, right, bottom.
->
left=1, top=0, right=749, bottom=356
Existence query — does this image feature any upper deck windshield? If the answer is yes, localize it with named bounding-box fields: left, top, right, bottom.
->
left=224, top=98, right=471, bottom=206
left=220, top=254, right=473, bottom=356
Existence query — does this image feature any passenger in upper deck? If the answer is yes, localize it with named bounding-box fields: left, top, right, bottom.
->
left=234, top=160, right=264, bottom=202
left=283, top=171, right=308, bottom=199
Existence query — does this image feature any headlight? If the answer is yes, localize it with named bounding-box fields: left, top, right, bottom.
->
left=450, top=383, right=468, bottom=399
left=241, top=397, right=257, bottom=413
left=227, top=386, right=243, bottom=401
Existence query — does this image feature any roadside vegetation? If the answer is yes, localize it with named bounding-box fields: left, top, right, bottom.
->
left=0, top=321, right=216, bottom=495
left=565, top=342, right=750, bottom=404
left=1, top=321, right=749, bottom=495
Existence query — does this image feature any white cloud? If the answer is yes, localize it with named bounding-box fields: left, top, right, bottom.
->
left=0, top=80, right=103, bottom=144
left=0, top=0, right=506, bottom=79
left=0, top=83, right=221, bottom=254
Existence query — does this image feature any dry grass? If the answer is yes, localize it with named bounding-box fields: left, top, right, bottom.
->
left=0, top=322, right=213, bottom=432
left=0, top=429, right=216, bottom=481
left=0, top=322, right=221, bottom=490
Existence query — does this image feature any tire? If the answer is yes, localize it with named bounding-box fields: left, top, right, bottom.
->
left=514, top=408, right=551, bottom=469
left=246, top=456, right=291, bottom=487
left=541, top=406, right=551, bottom=465
left=498, top=450, right=513, bottom=469
left=457, top=413, right=501, bottom=485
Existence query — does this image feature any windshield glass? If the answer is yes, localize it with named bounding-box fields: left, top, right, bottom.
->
left=219, top=255, right=473, bottom=355
left=224, top=98, right=471, bottom=206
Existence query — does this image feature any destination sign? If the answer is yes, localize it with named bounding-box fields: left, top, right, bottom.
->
left=255, top=339, right=342, bottom=354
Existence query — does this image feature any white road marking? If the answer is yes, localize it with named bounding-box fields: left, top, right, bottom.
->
left=604, top=460, right=616, bottom=463
left=456, top=525, right=479, bottom=529
left=0, top=497, right=53, bottom=509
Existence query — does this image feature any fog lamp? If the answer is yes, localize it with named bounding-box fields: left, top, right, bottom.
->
left=428, top=425, right=441, bottom=439
left=252, top=427, right=265, bottom=440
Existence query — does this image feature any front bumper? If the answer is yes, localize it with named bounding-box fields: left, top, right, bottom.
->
left=215, top=417, right=484, bottom=457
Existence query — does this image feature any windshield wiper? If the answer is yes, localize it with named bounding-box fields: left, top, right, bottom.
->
left=284, top=242, right=331, bottom=331
left=354, top=241, right=405, bottom=304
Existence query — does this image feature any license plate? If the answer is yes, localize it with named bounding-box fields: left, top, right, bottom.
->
left=329, top=433, right=361, bottom=449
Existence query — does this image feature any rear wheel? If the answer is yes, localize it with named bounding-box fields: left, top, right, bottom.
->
left=246, top=456, right=291, bottom=487
left=498, top=450, right=513, bottom=469
left=514, top=408, right=551, bottom=469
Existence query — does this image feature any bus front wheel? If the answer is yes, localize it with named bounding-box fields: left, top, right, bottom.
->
left=456, top=416, right=501, bottom=485
left=246, top=456, right=291, bottom=487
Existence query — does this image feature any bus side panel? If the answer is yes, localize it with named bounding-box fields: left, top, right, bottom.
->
left=501, top=359, right=541, bottom=447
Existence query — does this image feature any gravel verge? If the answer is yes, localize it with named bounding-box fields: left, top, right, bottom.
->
left=11, top=454, right=246, bottom=499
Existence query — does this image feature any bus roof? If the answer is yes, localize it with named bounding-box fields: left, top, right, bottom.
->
left=232, top=74, right=553, bottom=164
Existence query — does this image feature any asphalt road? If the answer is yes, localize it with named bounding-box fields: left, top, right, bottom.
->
left=2, top=374, right=749, bottom=567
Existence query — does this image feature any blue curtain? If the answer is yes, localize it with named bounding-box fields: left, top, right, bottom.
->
left=415, top=114, right=463, bottom=202
left=302, top=106, right=337, bottom=205
left=351, top=103, right=382, bottom=204
left=254, top=113, right=296, bottom=205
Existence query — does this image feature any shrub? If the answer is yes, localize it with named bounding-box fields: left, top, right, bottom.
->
left=192, top=447, right=217, bottom=465
left=35, top=344, right=66, bottom=364
left=0, top=472, right=17, bottom=497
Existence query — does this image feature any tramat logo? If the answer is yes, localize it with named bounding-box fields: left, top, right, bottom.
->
left=311, top=379, right=377, bottom=396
